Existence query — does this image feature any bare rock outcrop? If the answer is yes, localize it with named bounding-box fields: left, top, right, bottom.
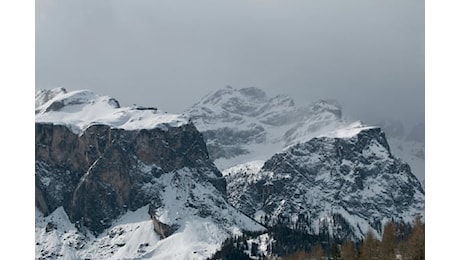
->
left=35, top=122, right=224, bottom=234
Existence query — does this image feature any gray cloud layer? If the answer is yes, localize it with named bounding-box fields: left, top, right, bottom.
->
left=36, top=0, right=424, bottom=128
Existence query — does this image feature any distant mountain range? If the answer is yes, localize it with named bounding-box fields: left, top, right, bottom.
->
left=187, top=86, right=424, bottom=185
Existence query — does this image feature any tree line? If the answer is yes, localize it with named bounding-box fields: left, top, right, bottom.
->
left=283, top=216, right=424, bottom=260
left=209, top=216, right=424, bottom=260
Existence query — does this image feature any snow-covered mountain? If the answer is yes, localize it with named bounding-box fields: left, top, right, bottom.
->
left=186, top=86, right=344, bottom=170
left=224, top=122, right=425, bottom=241
left=35, top=87, right=425, bottom=258
left=35, top=88, right=188, bottom=134
left=186, top=86, right=424, bottom=242
left=35, top=88, right=263, bottom=259
left=187, top=87, right=424, bottom=188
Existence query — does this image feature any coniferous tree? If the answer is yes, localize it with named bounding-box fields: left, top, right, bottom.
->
left=407, top=216, right=424, bottom=260
left=308, top=243, right=325, bottom=260
left=341, top=240, right=358, bottom=260
left=358, top=230, right=380, bottom=260
left=380, top=221, right=397, bottom=259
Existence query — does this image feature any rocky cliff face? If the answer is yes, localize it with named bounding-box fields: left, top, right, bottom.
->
left=35, top=89, right=263, bottom=259
left=225, top=123, right=425, bottom=241
left=35, top=121, right=225, bottom=233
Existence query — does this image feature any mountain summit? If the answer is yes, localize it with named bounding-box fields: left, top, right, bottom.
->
left=35, top=88, right=188, bottom=134
left=225, top=123, right=424, bottom=241
left=35, top=88, right=263, bottom=259
left=187, top=86, right=344, bottom=169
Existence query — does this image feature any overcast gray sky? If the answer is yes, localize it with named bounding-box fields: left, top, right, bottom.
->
left=36, top=0, right=424, bottom=130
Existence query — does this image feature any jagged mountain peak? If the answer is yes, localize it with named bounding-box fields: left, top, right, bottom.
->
left=192, top=86, right=347, bottom=121
left=201, top=85, right=268, bottom=102
left=191, top=86, right=297, bottom=117
left=187, top=86, right=346, bottom=168
left=226, top=125, right=424, bottom=241
left=192, top=86, right=273, bottom=119
left=268, top=94, right=296, bottom=106
left=308, top=99, right=342, bottom=118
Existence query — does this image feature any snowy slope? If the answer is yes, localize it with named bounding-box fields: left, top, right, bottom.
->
left=36, top=168, right=263, bottom=259
left=36, top=206, right=229, bottom=260
left=36, top=88, right=188, bottom=134
left=36, top=206, right=160, bottom=260
left=186, top=86, right=345, bottom=170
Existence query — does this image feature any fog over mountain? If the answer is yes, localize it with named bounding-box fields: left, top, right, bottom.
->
left=36, top=0, right=424, bottom=130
